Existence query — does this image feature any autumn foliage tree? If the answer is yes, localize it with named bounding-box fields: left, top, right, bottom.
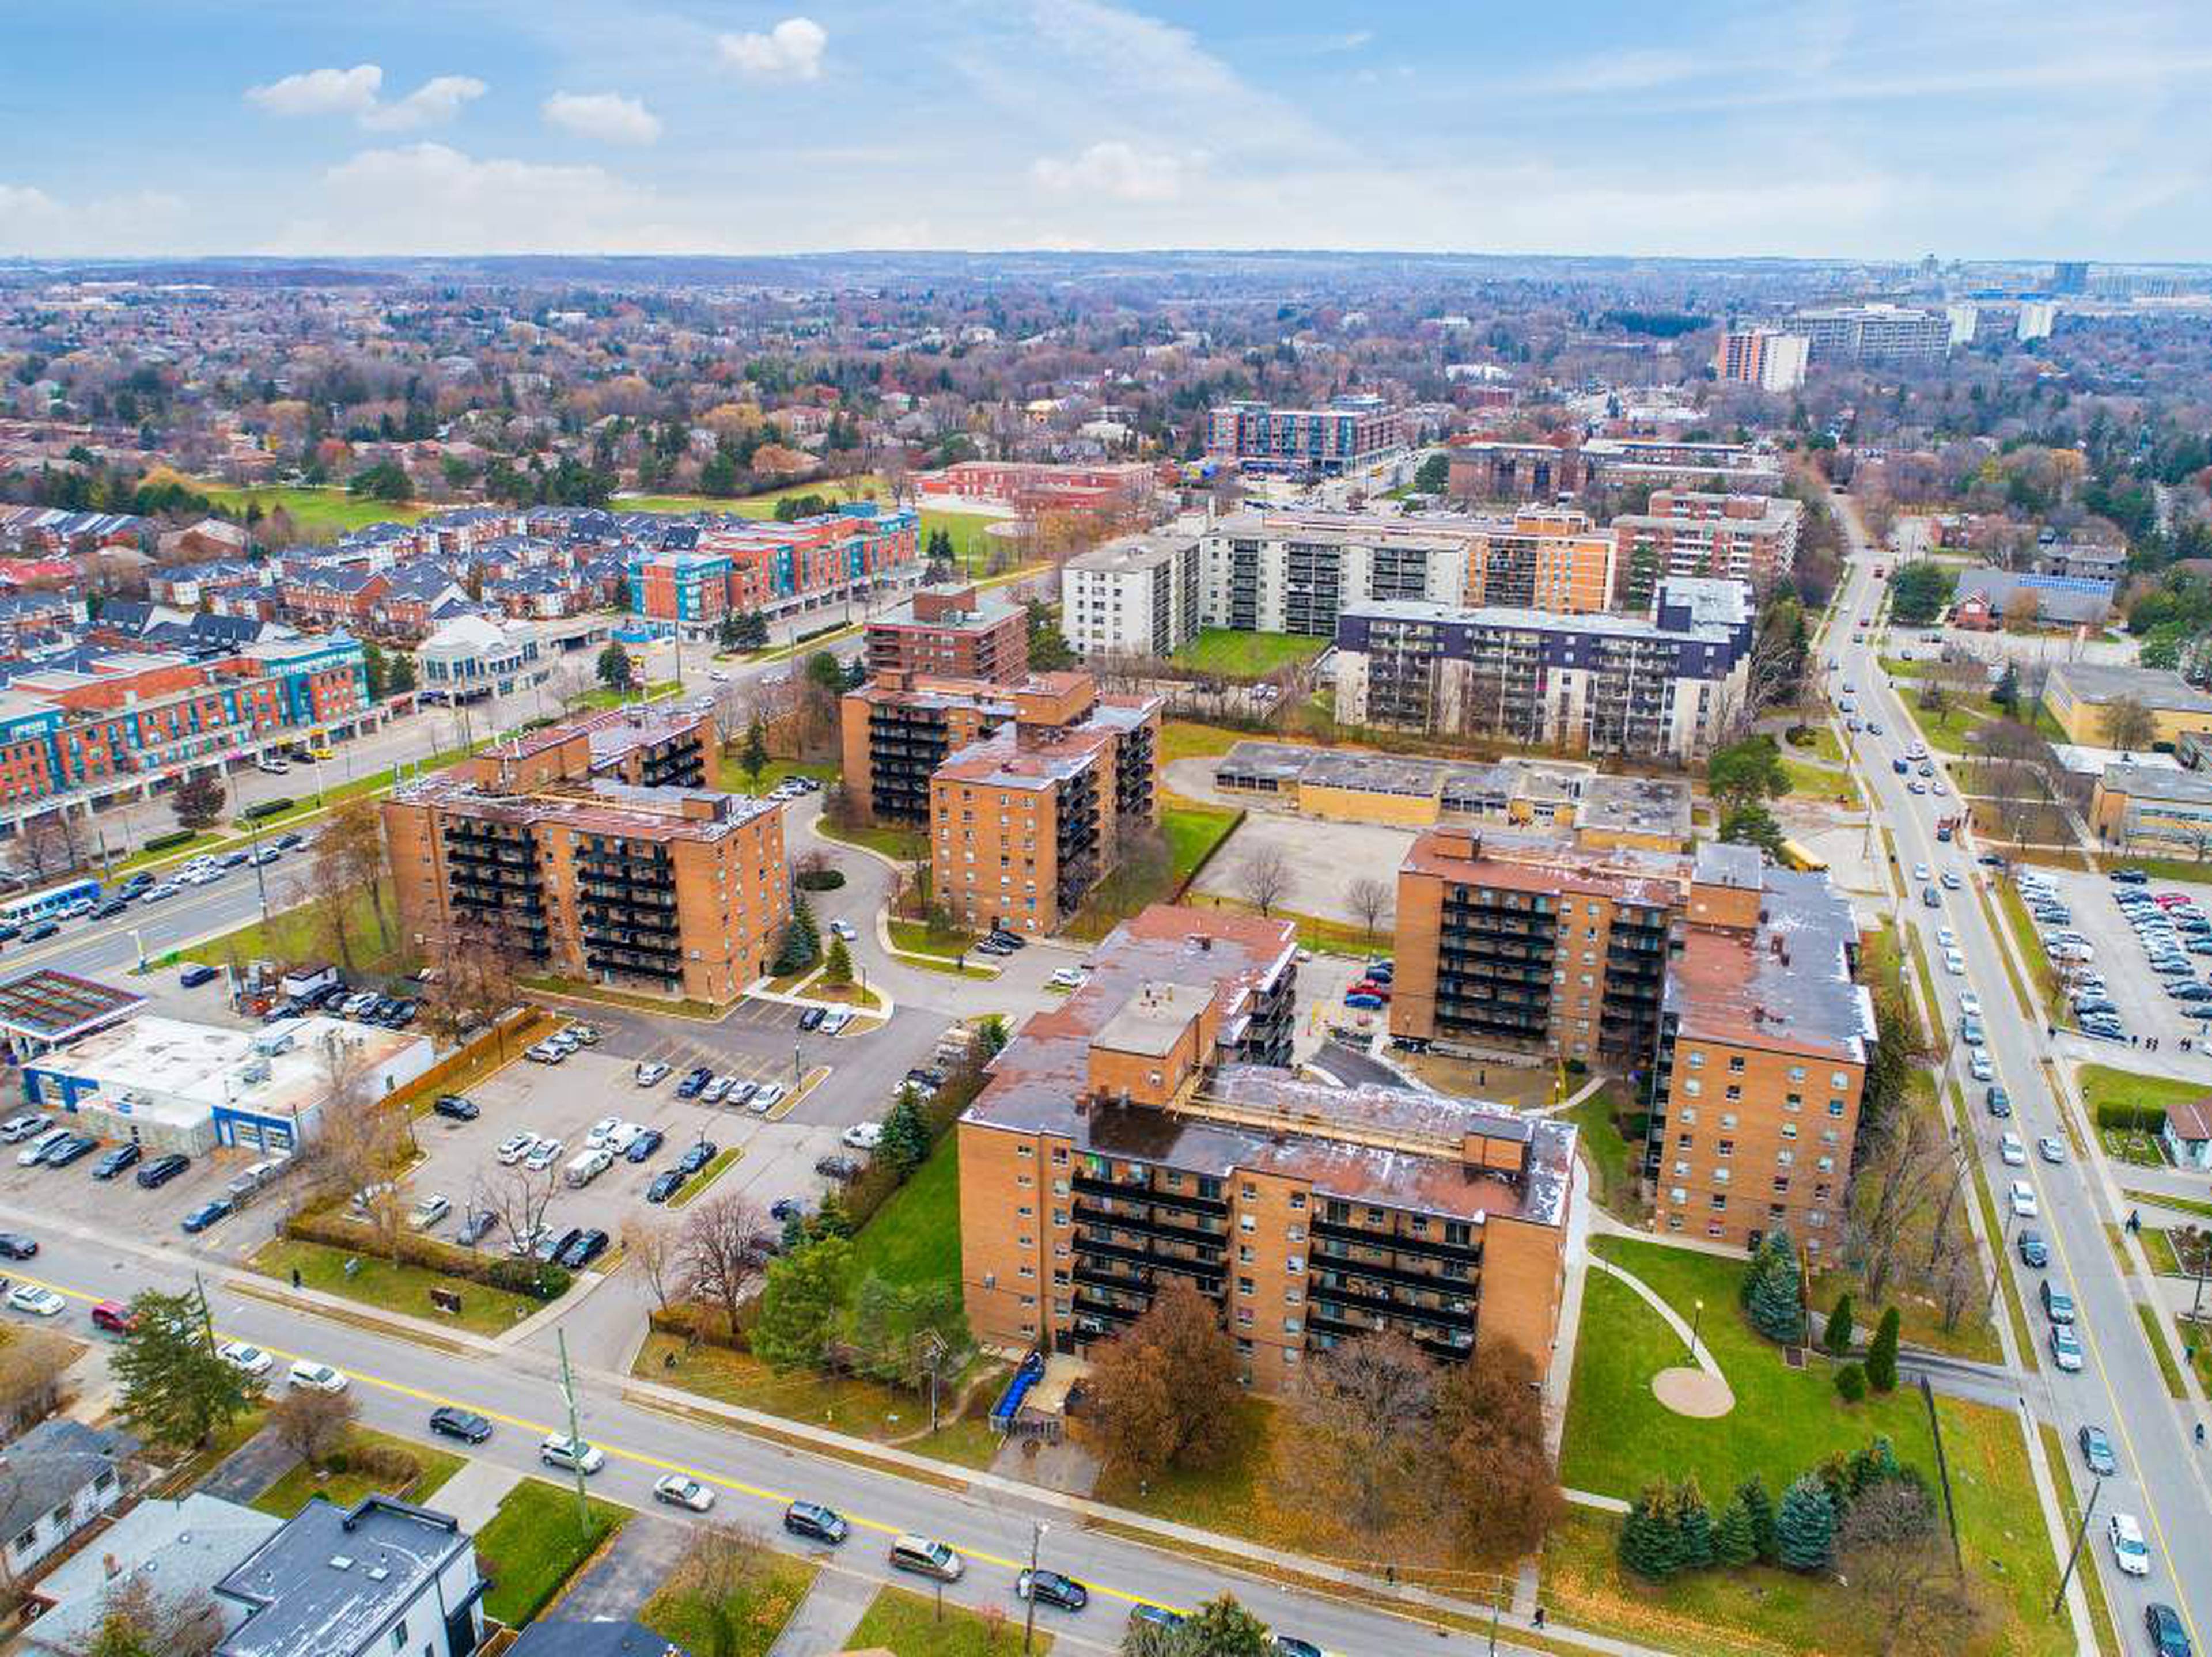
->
left=1083, top=1279, right=1243, bottom=1484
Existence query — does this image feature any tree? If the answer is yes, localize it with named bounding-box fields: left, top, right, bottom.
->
left=1619, top=1482, right=1685, bottom=1580
left=472, top=1160, right=559, bottom=1270
left=1706, top=737, right=1789, bottom=814
left=172, top=770, right=226, bottom=831
left=1888, top=563, right=1955, bottom=626
left=1175, top=1596, right=1274, bottom=1657
left=878, top=1084, right=930, bottom=1175
left=732, top=610, right=769, bottom=650
left=717, top=612, right=742, bottom=653
left=1719, top=801, right=1787, bottom=859
left=1084, top=1277, right=1242, bottom=1483
left=821, top=932, right=854, bottom=987
left=1713, top=1494, right=1759, bottom=1567
left=1838, top=1481, right=1978, bottom=1655
left=1674, top=1477, right=1715, bottom=1571
left=267, top=1381, right=358, bottom=1467
left=0, top=1326, right=73, bottom=1432
left=846, top=1275, right=970, bottom=1391
left=1745, top=1228, right=1804, bottom=1343
left=1433, top=1334, right=1563, bottom=1562
left=2097, top=693, right=2156, bottom=752
left=1821, top=1292, right=1856, bottom=1358
left=321, top=795, right=390, bottom=945
left=750, top=1235, right=853, bottom=1370
left=657, top=1523, right=777, bottom=1657
left=387, top=652, right=416, bottom=695
left=1414, top=452, right=1451, bottom=495
left=676, top=1193, right=771, bottom=1341
left=622, top=1216, right=679, bottom=1311
left=1271, top=1330, right=1440, bottom=1542
left=1345, top=876, right=1393, bottom=944
left=805, top=650, right=846, bottom=695
left=84, top=1573, right=223, bottom=1657
left=771, top=893, right=821, bottom=976
left=1236, top=843, right=1294, bottom=918
left=1991, top=659, right=2020, bottom=713
left=361, top=639, right=391, bottom=700
left=1865, top=1307, right=1901, bottom=1392
left=1027, top=599, right=1077, bottom=670
left=1736, top=1473, right=1778, bottom=1565
left=1834, top=1362, right=1868, bottom=1402
left=739, top=718, right=771, bottom=789
left=597, top=642, right=634, bottom=692
left=1775, top=1473, right=1837, bottom=1572
left=112, top=1290, right=255, bottom=1449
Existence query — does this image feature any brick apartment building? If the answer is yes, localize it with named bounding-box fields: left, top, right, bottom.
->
left=840, top=673, right=1013, bottom=827
left=1643, top=848, right=1874, bottom=1253
left=1330, top=578, right=1755, bottom=760
left=914, top=461, right=1156, bottom=515
left=1444, top=439, right=1586, bottom=503
left=1447, top=437, right=1782, bottom=503
left=928, top=673, right=1162, bottom=935
left=1611, top=491, right=1804, bottom=608
left=627, top=505, right=918, bottom=639
left=1459, top=509, right=1618, bottom=614
left=383, top=706, right=785, bottom=1004
left=1713, top=328, right=1810, bottom=393
left=863, top=583, right=1029, bottom=684
left=1203, top=396, right=1407, bottom=477
left=957, top=904, right=1574, bottom=1393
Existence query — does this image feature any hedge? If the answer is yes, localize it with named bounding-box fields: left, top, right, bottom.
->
left=243, top=798, right=294, bottom=821
left=794, top=869, right=846, bottom=892
left=2095, top=1103, right=2169, bottom=1135
left=649, top=1302, right=750, bottom=1353
left=143, top=828, right=199, bottom=854
left=284, top=1209, right=573, bottom=1300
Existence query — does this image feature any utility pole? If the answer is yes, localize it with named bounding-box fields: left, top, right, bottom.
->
left=2051, top=1475, right=2101, bottom=1614
left=1021, top=1518, right=1047, bottom=1654
left=556, top=1329, right=592, bottom=1537
left=192, top=1271, right=217, bottom=1352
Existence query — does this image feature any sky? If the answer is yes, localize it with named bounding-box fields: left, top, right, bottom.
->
left=5, top=0, right=2211, bottom=262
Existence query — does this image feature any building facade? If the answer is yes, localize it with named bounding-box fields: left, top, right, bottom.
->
left=384, top=707, right=787, bottom=1004
left=1789, top=303, right=1951, bottom=365
left=1331, top=578, right=1755, bottom=759
left=1445, top=439, right=1587, bottom=503
left=2044, top=662, right=2212, bottom=747
left=865, top=583, right=1029, bottom=684
left=957, top=904, right=1574, bottom=1394
left=1714, top=328, right=1810, bottom=393
left=1203, top=396, right=1407, bottom=476
left=627, top=504, right=918, bottom=638
left=1059, top=533, right=1202, bottom=658
left=914, top=460, right=1155, bottom=515
left=1610, top=491, right=1804, bottom=608
left=2090, top=763, right=2212, bottom=854
left=840, top=672, right=1013, bottom=826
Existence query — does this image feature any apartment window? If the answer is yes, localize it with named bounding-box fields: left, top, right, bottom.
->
left=1712, top=1166, right=1730, bottom=1184
left=1827, top=1099, right=1845, bottom=1118
left=1236, top=1307, right=1254, bottom=1326
left=1780, top=1123, right=1798, bottom=1140
left=1286, top=1256, right=1304, bottom=1275
left=1716, top=1139, right=1733, bottom=1157
left=1725, top=1085, right=1741, bottom=1102
left=1672, top=1160, right=1690, bottom=1178
left=1289, top=1192, right=1306, bottom=1210
left=1772, top=1177, right=1791, bottom=1195
left=1675, top=1135, right=1692, bottom=1152
left=1283, top=1317, right=1302, bottom=1334
left=1239, top=1214, right=1256, bottom=1233
left=1788, top=1066, right=1807, bottom=1082
left=1728, top=1056, right=1745, bottom=1074
left=391, top=1626, right=408, bottom=1652
left=1682, top=1079, right=1702, bottom=1097
left=1238, top=1277, right=1255, bottom=1297
left=1831, top=1071, right=1850, bottom=1090
left=1678, top=1106, right=1698, bottom=1124
left=1669, top=1187, right=1688, bottom=1205
left=1720, top=1113, right=1738, bottom=1130
left=1709, top=1193, right=1728, bottom=1211
left=1686, top=1051, right=1705, bottom=1068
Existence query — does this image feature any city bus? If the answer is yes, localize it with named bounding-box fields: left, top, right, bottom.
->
left=0, top=878, right=100, bottom=927
left=1778, top=839, right=1830, bottom=874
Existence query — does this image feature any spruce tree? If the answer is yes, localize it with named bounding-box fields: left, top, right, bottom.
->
left=822, top=933, right=854, bottom=986
left=1865, top=1307, right=1901, bottom=1392
left=1619, top=1484, right=1681, bottom=1580
left=1834, top=1361, right=1867, bottom=1402
left=1738, top=1234, right=1773, bottom=1309
left=1736, top=1474, right=1778, bottom=1565
left=1821, top=1292, right=1855, bottom=1357
left=878, top=1085, right=931, bottom=1174
left=1674, top=1477, right=1715, bottom=1571
left=1747, top=1228, right=1805, bottom=1344
left=1712, top=1496, right=1759, bottom=1568
left=1775, top=1474, right=1837, bottom=1572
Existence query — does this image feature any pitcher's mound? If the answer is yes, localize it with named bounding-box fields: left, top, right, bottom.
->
left=1653, top=1366, right=1734, bottom=1418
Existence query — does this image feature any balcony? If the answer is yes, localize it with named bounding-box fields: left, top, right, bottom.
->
left=1309, top=1246, right=1472, bottom=1294
left=1071, top=1174, right=1227, bottom=1217
left=1308, top=1282, right=1474, bottom=1333
left=1313, top=1216, right=1479, bottom=1267
left=1070, top=1202, right=1226, bottom=1252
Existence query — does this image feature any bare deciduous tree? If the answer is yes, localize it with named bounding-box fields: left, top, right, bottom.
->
left=266, top=1382, right=358, bottom=1468
left=1844, top=1109, right=1955, bottom=1309
left=676, top=1194, right=770, bottom=1338
left=2098, top=693, right=2157, bottom=753
left=621, top=1215, right=679, bottom=1311
left=473, top=1161, right=559, bottom=1256
left=1237, top=843, right=1294, bottom=918
left=657, top=1522, right=774, bottom=1657
left=0, top=1325, right=74, bottom=1432
left=89, top=1571, right=225, bottom=1657
left=1346, top=877, right=1393, bottom=945
left=1839, top=1481, right=1984, bottom=1655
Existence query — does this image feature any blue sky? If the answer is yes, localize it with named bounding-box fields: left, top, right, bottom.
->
left=5, top=0, right=2210, bottom=260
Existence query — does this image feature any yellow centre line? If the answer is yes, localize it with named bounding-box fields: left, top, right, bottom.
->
left=9, top=1265, right=1185, bottom=1617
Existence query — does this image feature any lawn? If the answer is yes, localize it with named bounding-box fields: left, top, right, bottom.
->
left=475, top=1478, right=630, bottom=1628
left=250, top=1237, right=543, bottom=1335
left=249, top=1426, right=464, bottom=1519
left=615, top=475, right=887, bottom=517
left=850, top=1133, right=962, bottom=1288
left=920, top=507, right=1022, bottom=578
left=666, top=1146, right=743, bottom=1209
left=1092, top=1393, right=1282, bottom=1545
left=1158, top=719, right=1243, bottom=766
left=1169, top=628, right=1328, bottom=680
left=1066, top=801, right=1241, bottom=941
left=1782, top=756, right=1861, bottom=808
left=641, top=1548, right=816, bottom=1657
left=2078, top=1063, right=2205, bottom=1134
left=1562, top=1236, right=1936, bottom=1503
left=183, top=878, right=413, bottom=982
left=1993, top=884, right=2061, bottom=1013
left=844, top=1586, right=1052, bottom=1656
left=637, top=1333, right=1004, bottom=1468
left=1162, top=801, right=1240, bottom=882
left=190, top=480, right=432, bottom=540
left=2135, top=1304, right=2187, bottom=1398
left=888, top=917, right=976, bottom=956
left=1562, top=1081, right=1649, bottom=1221
left=816, top=815, right=930, bottom=864
left=714, top=754, right=838, bottom=794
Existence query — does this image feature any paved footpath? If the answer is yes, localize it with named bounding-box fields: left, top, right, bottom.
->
left=766, top=1568, right=879, bottom=1657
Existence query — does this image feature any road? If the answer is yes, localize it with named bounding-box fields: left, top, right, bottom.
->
left=0, top=1214, right=1545, bottom=1657
left=1830, top=492, right=2211, bottom=1647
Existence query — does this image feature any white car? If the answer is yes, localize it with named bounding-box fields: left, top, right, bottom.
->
left=218, top=1341, right=273, bottom=1377
left=288, top=1360, right=348, bottom=1393
left=6, top=1284, right=65, bottom=1317
left=1999, top=1133, right=2026, bottom=1167
left=829, top=920, right=857, bottom=941
left=408, top=1195, right=451, bottom=1231
left=1936, top=926, right=1957, bottom=950
left=701, top=1075, right=736, bottom=1105
left=634, top=1062, right=670, bottom=1088
left=841, top=1122, right=884, bottom=1151
left=1959, top=992, right=1981, bottom=1017
left=1969, top=1052, right=1994, bottom=1082
left=2038, top=1136, right=2066, bottom=1165
left=585, top=1117, right=622, bottom=1148
left=2108, top=1513, right=2150, bottom=1577
left=2009, top=1180, right=2039, bottom=1219
left=605, top=1122, right=643, bottom=1154
left=1944, top=950, right=1966, bottom=976
left=1048, top=967, right=1088, bottom=990
left=540, top=1434, right=604, bottom=1474
left=525, top=1139, right=564, bottom=1171
left=653, top=1473, right=715, bottom=1512
left=749, top=1083, right=785, bottom=1114
left=16, top=1127, right=70, bottom=1167
left=496, top=1132, right=539, bottom=1166
left=820, top=1009, right=852, bottom=1036
left=1912, top=862, right=1931, bottom=882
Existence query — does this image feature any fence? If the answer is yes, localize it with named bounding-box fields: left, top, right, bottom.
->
left=384, top=1007, right=554, bottom=1114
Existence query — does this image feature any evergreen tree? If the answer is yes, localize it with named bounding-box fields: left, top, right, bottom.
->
left=771, top=893, right=821, bottom=976
left=739, top=719, right=771, bottom=788
left=821, top=932, right=854, bottom=986
left=1675, top=1477, right=1715, bottom=1571
left=717, top=612, right=741, bottom=652
left=878, top=1085, right=931, bottom=1174
left=1746, top=1228, right=1805, bottom=1344
left=1619, top=1483, right=1683, bottom=1580
left=1821, top=1292, right=1855, bottom=1357
left=1736, top=1474, right=1778, bottom=1564
left=1738, top=1234, right=1774, bottom=1309
left=112, top=1289, right=256, bottom=1449
left=734, top=610, right=769, bottom=649
left=1992, top=659, right=2020, bottom=713
left=596, top=641, right=634, bottom=692
left=1775, top=1474, right=1837, bottom=1572
left=1834, top=1362, right=1867, bottom=1402
left=1712, top=1496, right=1759, bottom=1568
left=1865, top=1307, right=1901, bottom=1392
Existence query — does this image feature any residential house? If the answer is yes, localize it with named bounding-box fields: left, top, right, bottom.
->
left=21, top=1493, right=281, bottom=1657
left=2161, top=1097, right=2212, bottom=1173
left=508, top=1621, right=692, bottom=1656
left=0, top=1421, right=139, bottom=1583
left=374, top=563, right=474, bottom=637
left=211, top=1495, right=486, bottom=1657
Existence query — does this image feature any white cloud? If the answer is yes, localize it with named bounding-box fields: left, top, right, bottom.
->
left=0, top=184, right=190, bottom=256
left=541, top=90, right=662, bottom=146
left=1030, top=141, right=1191, bottom=202
left=245, top=65, right=483, bottom=130
left=247, top=64, right=384, bottom=120
left=718, top=17, right=827, bottom=81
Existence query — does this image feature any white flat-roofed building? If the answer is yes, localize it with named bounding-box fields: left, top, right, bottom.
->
left=1060, top=532, right=1202, bottom=658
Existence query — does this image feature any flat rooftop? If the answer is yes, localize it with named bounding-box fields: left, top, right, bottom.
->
left=1402, top=829, right=1687, bottom=909
left=2103, top=762, right=2212, bottom=805
left=1343, top=596, right=1740, bottom=644
left=393, top=772, right=780, bottom=843
left=215, top=1496, right=469, bottom=1657
left=1665, top=867, right=1874, bottom=1063
left=2050, top=661, right=2212, bottom=712
left=33, top=1013, right=425, bottom=1124
left=1582, top=775, right=1695, bottom=841
left=0, top=968, right=146, bottom=1044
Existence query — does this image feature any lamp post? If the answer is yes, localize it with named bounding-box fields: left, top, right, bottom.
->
left=1688, top=1298, right=1705, bottom=1366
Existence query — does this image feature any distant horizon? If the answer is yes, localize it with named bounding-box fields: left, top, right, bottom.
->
left=8, top=1, right=2212, bottom=262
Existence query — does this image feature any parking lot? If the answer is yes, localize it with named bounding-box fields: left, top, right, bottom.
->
left=2006, top=865, right=2212, bottom=1049
left=0, top=1114, right=286, bottom=1262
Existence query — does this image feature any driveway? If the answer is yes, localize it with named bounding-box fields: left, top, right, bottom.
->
left=550, top=1510, right=693, bottom=1622
left=198, top=1424, right=299, bottom=1504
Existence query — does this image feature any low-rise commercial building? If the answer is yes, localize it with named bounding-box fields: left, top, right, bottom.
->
left=1950, top=569, right=2116, bottom=631
left=415, top=613, right=554, bottom=704
left=914, top=460, right=1155, bottom=515
left=627, top=504, right=918, bottom=639
left=2044, top=662, right=2212, bottom=747
left=384, top=708, right=786, bottom=1003
left=865, top=583, right=1029, bottom=684
left=2090, top=763, right=2212, bottom=855
left=958, top=903, right=1574, bottom=1393
left=1611, top=491, right=1803, bottom=607
left=1060, top=533, right=1202, bottom=658
left=929, top=673, right=1162, bottom=935
left=1331, top=578, right=1755, bottom=760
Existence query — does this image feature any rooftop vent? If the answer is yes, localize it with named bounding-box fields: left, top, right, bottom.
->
left=328, top=1555, right=354, bottom=1572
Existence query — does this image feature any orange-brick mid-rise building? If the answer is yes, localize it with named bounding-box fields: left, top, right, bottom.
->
left=1610, top=491, right=1804, bottom=609
left=382, top=706, right=787, bottom=1004
left=863, top=583, right=1029, bottom=684
left=928, top=673, right=1162, bottom=935
left=957, top=904, right=1575, bottom=1393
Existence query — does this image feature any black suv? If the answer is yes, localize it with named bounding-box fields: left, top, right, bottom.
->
left=92, top=1143, right=142, bottom=1180
left=1016, top=1569, right=1089, bottom=1613
left=558, top=1228, right=610, bottom=1269
left=429, top=1406, right=493, bottom=1444
left=432, top=1094, right=480, bottom=1121
left=782, top=1501, right=849, bottom=1544
left=135, top=1152, right=191, bottom=1189
left=676, top=1140, right=718, bottom=1176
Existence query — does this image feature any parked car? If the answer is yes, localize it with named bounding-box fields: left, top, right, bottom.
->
left=2077, top=1424, right=2117, bottom=1477
left=540, top=1435, right=604, bottom=1474
left=0, top=1232, right=36, bottom=1260
left=646, top=1169, right=685, bottom=1204
left=218, top=1341, right=273, bottom=1377
left=653, top=1474, right=716, bottom=1512
left=2145, top=1603, right=2191, bottom=1657
left=135, top=1152, right=191, bottom=1189
left=782, top=1500, right=848, bottom=1544
left=815, top=1154, right=863, bottom=1181
left=89, top=1301, right=135, bottom=1334
left=6, top=1284, right=65, bottom=1317
left=676, top=1066, right=714, bottom=1099
left=676, top=1140, right=718, bottom=1176
left=749, top=1083, right=786, bottom=1114
left=179, top=963, right=219, bottom=989
left=798, top=1006, right=827, bottom=1031
left=624, top=1128, right=665, bottom=1163
left=180, top=1199, right=232, bottom=1234
left=2108, top=1512, right=2151, bottom=1577
left=432, top=1094, right=479, bottom=1121
left=2050, top=1323, right=2083, bottom=1372
left=842, top=1122, right=884, bottom=1151
left=43, top=1134, right=99, bottom=1169
left=287, top=1360, right=348, bottom=1393
left=454, top=1209, right=499, bottom=1247
left=888, top=1534, right=964, bottom=1582
left=558, top=1228, right=611, bottom=1269
left=1016, top=1569, right=1090, bottom=1613
left=820, top=1010, right=853, bottom=1036
left=1984, top=1086, right=2011, bottom=1117
left=408, top=1195, right=452, bottom=1231
left=496, top=1133, right=539, bottom=1166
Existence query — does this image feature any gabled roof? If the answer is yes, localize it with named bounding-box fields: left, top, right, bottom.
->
left=0, top=1420, right=138, bottom=1542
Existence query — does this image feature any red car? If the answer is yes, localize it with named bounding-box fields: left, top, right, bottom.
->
left=90, top=1301, right=135, bottom=1334
left=1350, top=980, right=1392, bottom=1002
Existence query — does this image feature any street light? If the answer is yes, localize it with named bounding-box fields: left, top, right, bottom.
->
left=1688, top=1298, right=1705, bottom=1365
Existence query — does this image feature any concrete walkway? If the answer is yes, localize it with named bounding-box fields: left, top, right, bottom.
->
left=427, top=1458, right=521, bottom=1534
left=1586, top=1254, right=1727, bottom=1386
left=766, top=1568, right=879, bottom=1657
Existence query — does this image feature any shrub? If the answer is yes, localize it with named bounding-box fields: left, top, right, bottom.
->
left=243, top=798, right=294, bottom=821
left=794, top=868, right=845, bottom=892
left=648, top=1301, right=751, bottom=1352
left=1822, top=1292, right=1855, bottom=1357
left=1834, top=1362, right=1868, bottom=1402
left=143, top=828, right=199, bottom=853
left=2093, top=1102, right=2168, bottom=1134
left=285, top=1212, right=571, bottom=1301
left=350, top=1441, right=421, bottom=1487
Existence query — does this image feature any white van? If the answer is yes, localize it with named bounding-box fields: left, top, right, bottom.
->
left=564, top=1148, right=613, bottom=1188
